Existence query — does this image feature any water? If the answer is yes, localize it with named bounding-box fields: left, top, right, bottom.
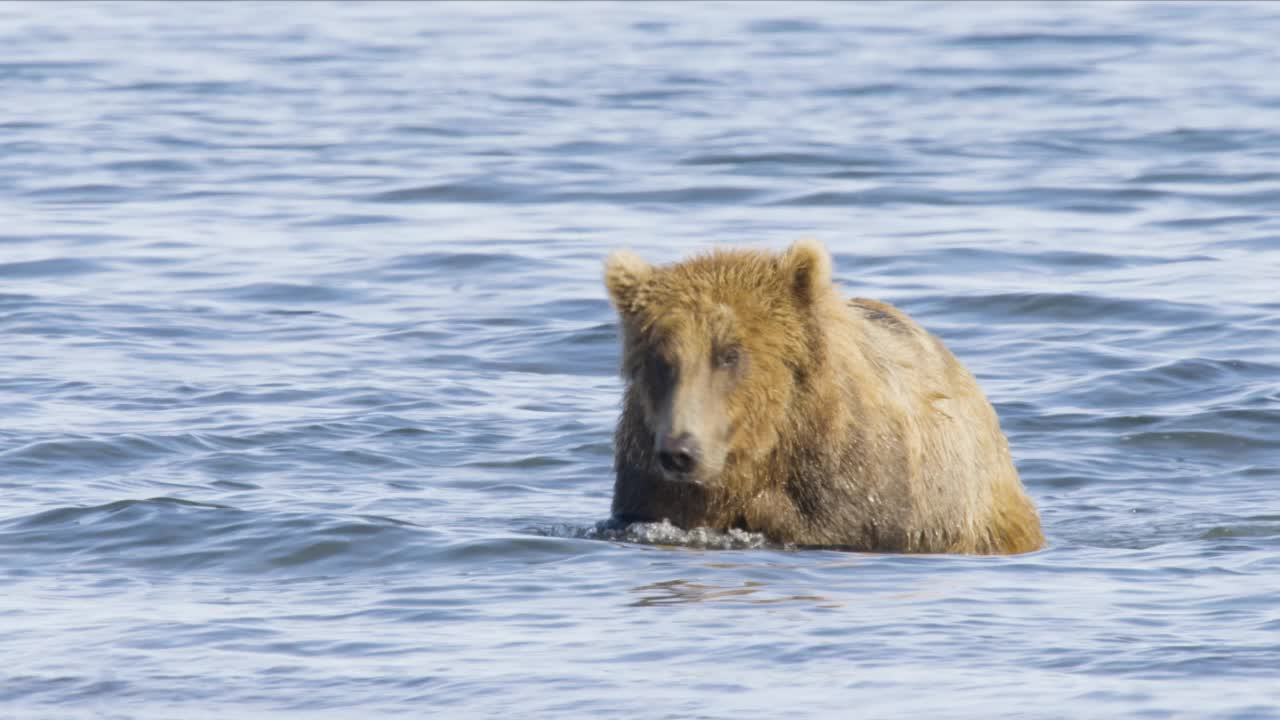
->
left=2, top=1, right=1279, bottom=717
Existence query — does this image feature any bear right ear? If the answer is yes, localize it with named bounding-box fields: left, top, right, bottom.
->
left=604, top=250, right=653, bottom=314
left=781, top=239, right=833, bottom=308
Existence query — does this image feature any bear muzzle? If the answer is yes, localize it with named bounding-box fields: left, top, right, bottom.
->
left=656, top=432, right=702, bottom=482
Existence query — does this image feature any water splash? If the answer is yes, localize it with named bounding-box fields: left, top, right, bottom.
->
left=537, top=518, right=771, bottom=550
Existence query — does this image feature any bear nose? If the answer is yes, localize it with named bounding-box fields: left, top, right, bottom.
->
left=657, top=433, right=700, bottom=476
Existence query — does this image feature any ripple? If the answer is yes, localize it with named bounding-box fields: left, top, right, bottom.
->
left=680, top=150, right=891, bottom=169
left=435, top=534, right=602, bottom=565
left=744, top=18, right=828, bottom=34
left=293, top=213, right=400, bottom=227
left=602, top=89, right=700, bottom=104
left=0, top=120, right=49, bottom=130
left=945, top=32, right=1153, bottom=48
left=775, top=188, right=969, bottom=207
left=858, top=246, right=1177, bottom=276
left=557, top=186, right=767, bottom=205
left=25, top=183, right=137, bottom=203
left=1120, top=429, right=1280, bottom=452
left=920, top=291, right=1215, bottom=325
left=0, top=498, right=446, bottom=575
left=909, top=64, right=1091, bottom=79
left=390, top=124, right=469, bottom=138
left=1127, top=170, right=1280, bottom=185
left=815, top=82, right=915, bottom=97
left=953, top=84, right=1047, bottom=98
left=111, top=80, right=255, bottom=95
left=0, top=60, right=101, bottom=79
left=102, top=159, right=200, bottom=173
left=386, top=251, right=549, bottom=273
left=0, top=292, right=40, bottom=305
left=0, top=435, right=182, bottom=471
left=365, top=181, right=533, bottom=204
left=213, top=282, right=356, bottom=304
left=1149, top=214, right=1266, bottom=229
left=1201, top=517, right=1280, bottom=540
left=496, top=93, right=578, bottom=108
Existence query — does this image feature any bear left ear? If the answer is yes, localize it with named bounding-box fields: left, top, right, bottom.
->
left=781, top=239, right=833, bottom=307
left=604, top=250, right=653, bottom=314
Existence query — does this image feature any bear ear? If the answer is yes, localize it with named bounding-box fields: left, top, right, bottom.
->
left=603, top=250, right=654, bottom=314
left=781, top=239, right=833, bottom=307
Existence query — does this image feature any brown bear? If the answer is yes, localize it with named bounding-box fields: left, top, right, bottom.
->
left=603, top=240, right=1043, bottom=555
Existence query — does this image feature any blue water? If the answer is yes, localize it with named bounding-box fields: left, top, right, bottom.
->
left=3, top=2, right=1279, bottom=717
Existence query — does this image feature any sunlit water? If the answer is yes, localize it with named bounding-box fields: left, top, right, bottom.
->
left=2, top=2, right=1279, bottom=718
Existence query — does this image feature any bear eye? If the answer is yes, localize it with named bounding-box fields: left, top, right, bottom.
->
left=714, top=346, right=741, bottom=370
left=645, top=352, right=674, bottom=387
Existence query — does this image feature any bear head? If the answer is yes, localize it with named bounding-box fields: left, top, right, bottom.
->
left=604, top=240, right=835, bottom=489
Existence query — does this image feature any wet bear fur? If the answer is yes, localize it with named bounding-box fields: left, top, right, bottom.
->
left=603, top=241, right=1043, bottom=554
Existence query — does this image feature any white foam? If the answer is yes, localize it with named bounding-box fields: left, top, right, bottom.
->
left=540, top=519, right=771, bottom=550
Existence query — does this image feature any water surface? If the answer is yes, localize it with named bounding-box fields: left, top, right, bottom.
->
left=2, top=2, right=1279, bottom=718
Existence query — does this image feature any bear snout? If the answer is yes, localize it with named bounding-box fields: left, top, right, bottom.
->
left=657, top=433, right=701, bottom=479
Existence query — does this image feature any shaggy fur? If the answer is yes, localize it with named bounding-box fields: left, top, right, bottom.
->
left=603, top=241, right=1044, bottom=555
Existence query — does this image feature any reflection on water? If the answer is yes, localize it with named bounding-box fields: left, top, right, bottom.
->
left=629, top=579, right=836, bottom=608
